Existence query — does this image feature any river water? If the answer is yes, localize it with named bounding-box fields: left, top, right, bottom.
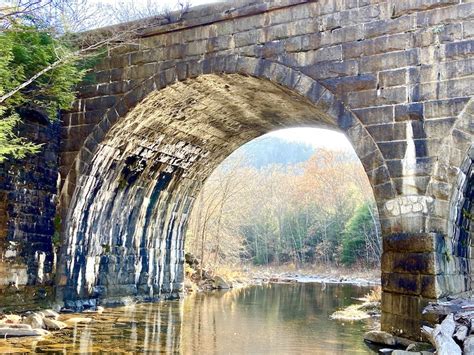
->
left=1, top=282, right=379, bottom=354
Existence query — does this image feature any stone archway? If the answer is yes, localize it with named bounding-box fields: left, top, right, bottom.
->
left=56, top=62, right=393, bottom=309
left=56, top=53, right=471, bottom=338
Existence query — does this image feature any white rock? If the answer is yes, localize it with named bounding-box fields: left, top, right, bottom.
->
left=0, top=327, right=49, bottom=338
left=43, top=318, right=67, bottom=330
left=454, top=325, right=468, bottom=343
left=40, top=309, right=59, bottom=320
left=24, top=313, right=45, bottom=329
left=7, top=324, right=32, bottom=330
left=464, top=335, right=474, bottom=354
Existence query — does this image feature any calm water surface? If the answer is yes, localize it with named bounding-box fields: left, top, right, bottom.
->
left=1, top=283, right=379, bottom=354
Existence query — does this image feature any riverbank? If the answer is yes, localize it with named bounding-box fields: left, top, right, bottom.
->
left=247, top=264, right=380, bottom=286
left=184, top=256, right=380, bottom=294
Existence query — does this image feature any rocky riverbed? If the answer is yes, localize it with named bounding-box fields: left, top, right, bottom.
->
left=0, top=309, right=98, bottom=339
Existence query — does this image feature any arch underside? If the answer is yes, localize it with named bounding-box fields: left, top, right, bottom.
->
left=58, top=73, right=364, bottom=305
left=445, top=144, right=474, bottom=297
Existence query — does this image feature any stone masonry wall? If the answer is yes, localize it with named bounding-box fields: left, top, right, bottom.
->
left=0, top=109, right=59, bottom=310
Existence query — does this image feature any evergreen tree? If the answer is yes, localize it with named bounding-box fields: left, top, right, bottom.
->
left=341, top=203, right=379, bottom=267
left=0, top=23, right=85, bottom=162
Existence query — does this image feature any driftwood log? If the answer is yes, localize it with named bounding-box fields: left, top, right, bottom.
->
left=422, top=314, right=462, bottom=355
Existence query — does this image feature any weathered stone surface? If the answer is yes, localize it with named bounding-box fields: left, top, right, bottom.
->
left=0, top=109, right=57, bottom=296
left=24, top=313, right=44, bottom=330
left=382, top=252, right=435, bottom=275
left=212, top=276, right=230, bottom=290
left=0, top=327, right=49, bottom=338
left=40, top=309, right=59, bottom=320
left=363, top=330, right=396, bottom=346
left=43, top=318, right=67, bottom=330
left=464, top=335, right=474, bottom=354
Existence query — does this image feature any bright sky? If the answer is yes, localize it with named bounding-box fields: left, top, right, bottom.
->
left=268, top=128, right=353, bottom=151
left=96, top=0, right=223, bottom=8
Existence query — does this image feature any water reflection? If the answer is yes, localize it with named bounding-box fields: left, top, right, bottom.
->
left=0, top=283, right=377, bottom=354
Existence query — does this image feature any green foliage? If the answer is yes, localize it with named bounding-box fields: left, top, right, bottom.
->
left=0, top=23, right=86, bottom=162
left=0, top=109, right=42, bottom=162
left=187, top=145, right=381, bottom=269
left=341, top=203, right=378, bottom=267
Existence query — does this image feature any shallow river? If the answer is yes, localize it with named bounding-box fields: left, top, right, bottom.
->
left=1, top=282, right=380, bottom=354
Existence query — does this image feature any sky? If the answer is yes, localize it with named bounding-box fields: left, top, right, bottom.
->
left=96, top=0, right=223, bottom=8
left=268, top=128, right=353, bottom=151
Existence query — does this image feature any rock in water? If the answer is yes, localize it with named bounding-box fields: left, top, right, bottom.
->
left=464, top=335, right=474, bottom=354
left=0, top=327, right=49, bottom=338
left=24, top=313, right=45, bottom=329
left=40, top=309, right=60, bottom=320
left=454, top=325, right=468, bottom=343
left=7, top=324, right=32, bottom=330
left=43, top=318, right=67, bottom=330
left=213, top=276, right=230, bottom=290
left=363, top=330, right=396, bottom=346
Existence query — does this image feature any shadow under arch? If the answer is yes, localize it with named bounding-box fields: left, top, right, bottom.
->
left=56, top=57, right=393, bottom=308
left=444, top=143, right=474, bottom=297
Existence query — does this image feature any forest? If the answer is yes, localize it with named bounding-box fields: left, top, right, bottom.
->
left=185, top=135, right=382, bottom=271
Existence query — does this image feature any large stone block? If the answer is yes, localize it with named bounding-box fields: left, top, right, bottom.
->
left=359, top=49, right=419, bottom=73
left=382, top=272, right=421, bottom=295
left=347, top=87, right=406, bottom=108
left=381, top=310, right=422, bottom=339
left=382, top=252, right=436, bottom=274
left=342, top=33, right=413, bottom=59
left=302, top=59, right=358, bottom=79
left=383, top=232, right=441, bottom=253
left=393, top=0, right=458, bottom=18
left=364, top=16, right=415, bottom=39
left=416, top=3, right=474, bottom=27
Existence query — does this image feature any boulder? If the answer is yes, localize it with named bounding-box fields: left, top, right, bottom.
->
left=7, top=324, right=32, bottom=330
left=40, top=309, right=60, bottom=320
left=464, top=335, right=474, bottom=354
left=213, top=276, right=230, bottom=290
left=24, top=313, right=45, bottom=329
left=364, top=330, right=396, bottom=346
left=453, top=325, right=468, bottom=343
left=0, top=327, right=49, bottom=338
left=43, top=318, right=67, bottom=330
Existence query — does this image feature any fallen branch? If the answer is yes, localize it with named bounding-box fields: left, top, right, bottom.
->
left=422, top=314, right=461, bottom=355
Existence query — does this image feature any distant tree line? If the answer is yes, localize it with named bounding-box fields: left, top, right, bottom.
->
left=186, top=141, right=381, bottom=270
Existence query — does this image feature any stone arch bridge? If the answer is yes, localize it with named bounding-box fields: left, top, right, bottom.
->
left=0, top=0, right=473, bottom=338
